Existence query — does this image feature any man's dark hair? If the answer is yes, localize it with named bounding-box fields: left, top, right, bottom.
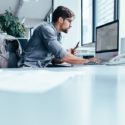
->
left=52, top=6, right=75, bottom=23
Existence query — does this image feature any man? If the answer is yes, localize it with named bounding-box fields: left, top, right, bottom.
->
left=20, top=6, right=99, bottom=68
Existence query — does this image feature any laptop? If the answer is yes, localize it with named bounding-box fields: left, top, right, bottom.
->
left=95, top=20, right=119, bottom=63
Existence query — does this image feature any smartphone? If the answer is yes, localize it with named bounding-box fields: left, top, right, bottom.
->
left=73, top=42, right=80, bottom=50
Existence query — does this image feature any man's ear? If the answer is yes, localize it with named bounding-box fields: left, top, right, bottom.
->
left=58, top=17, right=64, bottom=24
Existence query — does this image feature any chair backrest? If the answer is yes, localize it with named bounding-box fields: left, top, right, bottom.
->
left=0, top=34, right=22, bottom=68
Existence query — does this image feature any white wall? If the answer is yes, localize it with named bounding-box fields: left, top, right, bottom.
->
left=119, top=0, right=125, bottom=54
left=54, top=0, right=81, bottom=49
left=119, top=0, right=125, bottom=38
left=18, top=0, right=52, bottom=20
left=0, top=0, right=52, bottom=27
left=0, top=0, right=17, bottom=13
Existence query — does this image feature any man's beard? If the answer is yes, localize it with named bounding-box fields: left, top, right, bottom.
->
left=62, top=28, right=68, bottom=33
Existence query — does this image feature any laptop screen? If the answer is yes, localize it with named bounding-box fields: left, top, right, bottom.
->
left=96, top=20, right=119, bottom=61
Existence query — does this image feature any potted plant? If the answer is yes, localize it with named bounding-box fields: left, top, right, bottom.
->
left=0, top=10, right=26, bottom=37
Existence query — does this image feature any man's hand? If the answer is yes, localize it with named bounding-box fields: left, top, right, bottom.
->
left=67, top=42, right=79, bottom=55
left=88, top=57, right=101, bottom=63
left=68, top=48, right=76, bottom=55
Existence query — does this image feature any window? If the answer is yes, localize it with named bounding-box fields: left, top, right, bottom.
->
left=81, top=0, right=93, bottom=44
left=81, top=0, right=119, bottom=44
left=95, top=0, right=114, bottom=27
left=94, top=0, right=119, bottom=42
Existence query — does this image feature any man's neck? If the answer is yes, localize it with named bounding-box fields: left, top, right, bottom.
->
left=53, top=22, right=61, bottom=33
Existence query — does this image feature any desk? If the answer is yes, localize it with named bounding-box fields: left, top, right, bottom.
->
left=0, top=66, right=125, bottom=125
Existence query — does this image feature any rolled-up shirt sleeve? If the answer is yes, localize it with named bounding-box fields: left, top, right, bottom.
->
left=39, top=26, right=68, bottom=60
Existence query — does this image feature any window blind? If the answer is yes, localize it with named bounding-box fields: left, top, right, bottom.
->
left=96, top=0, right=114, bottom=26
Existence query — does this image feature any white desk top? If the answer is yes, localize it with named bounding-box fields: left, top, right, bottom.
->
left=0, top=65, right=125, bottom=125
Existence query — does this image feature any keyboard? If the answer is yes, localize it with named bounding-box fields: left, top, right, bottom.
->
left=84, top=61, right=101, bottom=65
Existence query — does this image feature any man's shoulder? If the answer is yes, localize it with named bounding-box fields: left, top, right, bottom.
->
left=37, top=22, right=55, bottom=31
left=37, top=22, right=57, bottom=36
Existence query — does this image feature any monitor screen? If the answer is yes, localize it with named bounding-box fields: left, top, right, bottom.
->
left=96, top=20, right=119, bottom=53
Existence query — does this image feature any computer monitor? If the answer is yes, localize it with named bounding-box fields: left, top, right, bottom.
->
left=95, top=20, right=119, bottom=61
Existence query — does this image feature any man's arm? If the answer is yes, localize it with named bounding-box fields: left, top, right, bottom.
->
left=62, top=53, right=99, bottom=64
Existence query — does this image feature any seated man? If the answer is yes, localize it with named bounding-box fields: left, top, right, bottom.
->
left=19, top=6, right=99, bottom=68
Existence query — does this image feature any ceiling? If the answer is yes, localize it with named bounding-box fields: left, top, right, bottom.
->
left=0, top=0, right=52, bottom=27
